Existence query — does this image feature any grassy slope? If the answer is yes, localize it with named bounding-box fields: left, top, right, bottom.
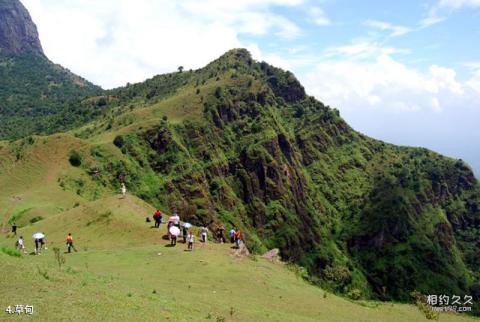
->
left=0, top=135, right=87, bottom=230
left=1, top=50, right=479, bottom=320
left=0, top=134, right=478, bottom=321
left=0, top=195, right=476, bottom=322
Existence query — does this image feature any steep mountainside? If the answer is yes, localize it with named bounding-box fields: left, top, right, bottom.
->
left=0, top=0, right=43, bottom=55
left=46, top=49, right=478, bottom=309
left=0, top=0, right=103, bottom=139
left=0, top=0, right=478, bottom=312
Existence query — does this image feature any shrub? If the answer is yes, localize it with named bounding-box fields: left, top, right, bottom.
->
left=69, top=150, right=82, bottom=167
left=1, top=247, right=21, bottom=257
left=29, top=216, right=43, bottom=224
left=214, top=87, right=223, bottom=99
left=53, top=247, right=66, bottom=269
left=113, top=135, right=125, bottom=148
left=347, top=288, right=362, bottom=300
left=411, top=291, right=439, bottom=320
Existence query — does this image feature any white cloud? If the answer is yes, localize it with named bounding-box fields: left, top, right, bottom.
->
left=363, top=19, right=412, bottom=37
left=438, top=0, right=480, bottom=9
left=22, top=0, right=304, bottom=89
left=302, top=54, right=477, bottom=113
left=323, top=41, right=410, bottom=60
left=418, top=15, right=446, bottom=28
left=419, top=0, right=480, bottom=28
left=309, top=7, right=331, bottom=26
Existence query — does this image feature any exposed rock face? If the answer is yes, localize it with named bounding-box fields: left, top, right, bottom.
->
left=262, top=248, right=281, bottom=261
left=0, top=0, right=43, bottom=55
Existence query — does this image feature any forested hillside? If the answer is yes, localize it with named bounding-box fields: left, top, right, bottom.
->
left=59, top=49, right=480, bottom=307
left=0, top=0, right=103, bottom=139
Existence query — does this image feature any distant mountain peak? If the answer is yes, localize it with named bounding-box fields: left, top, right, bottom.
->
left=0, top=0, right=44, bottom=55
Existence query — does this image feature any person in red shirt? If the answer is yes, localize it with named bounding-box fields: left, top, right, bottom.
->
left=153, top=209, right=162, bottom=228
left=235, top=230, right=242, bottom=249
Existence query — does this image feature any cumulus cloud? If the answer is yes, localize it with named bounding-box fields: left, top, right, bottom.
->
left=302, top=54, right=477, bottom=113
left=22, top=0, right=305, bottom=89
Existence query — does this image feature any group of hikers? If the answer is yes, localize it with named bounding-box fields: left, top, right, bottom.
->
left=12, top=224, right=76, bottom=255
left=149, top=209, right=244, bottom=251
left=10, top=208, right=243, bottom=255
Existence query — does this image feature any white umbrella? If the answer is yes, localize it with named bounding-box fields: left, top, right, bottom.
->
left=182, top=223, right=192, bottom=228
left=169, top=226, right=180, bottom=236
left=32, top=232, right=45, bottom=239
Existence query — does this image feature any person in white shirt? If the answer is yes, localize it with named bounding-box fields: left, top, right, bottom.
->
left=16, top=236, right=26, bottom=253
left=120, top=183, right=127, bottom=198
left=201, top=226, right=208, bottom=243
left=187, top=231, right=194, bottom=251
left=229, top=228, right=236, bottom=243
left=170, top=213, right=180, bottom=227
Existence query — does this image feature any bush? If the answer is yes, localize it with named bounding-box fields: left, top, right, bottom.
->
left=69, top=150, right=82, bottom=167
left=113, top=135, right=125, bottom=148
left=53, top=247, right=66, bottom=269
left=347, top=288, right=362, bottom=300
left=411, top=291, right=439, bottom=320
left=29, top=216, right=43, bottom=224
left=214, top=87, right=223, bottom=99
left=1, top=247, right=21, bottom=257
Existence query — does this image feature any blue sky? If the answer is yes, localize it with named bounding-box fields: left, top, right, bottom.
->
left=23, top=0, right=480, bottom=174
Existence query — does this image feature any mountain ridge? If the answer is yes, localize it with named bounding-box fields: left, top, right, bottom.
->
left=0, top=1, right=479, bottom=315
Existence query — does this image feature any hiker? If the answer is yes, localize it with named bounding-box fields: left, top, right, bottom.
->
left=167, top=221, right=173, bottom=239
left=170, top=213, right=180, bottom=228
left=234, top=230, right=242, bottom=249
left=182, top=225, right=188, bottom=243
left=170, top=232, right=177, bottom=246
left=187, top=229, right=194, bottom=251
left=12, top=223, right=17, bottom=236
left=201, top=225, right=208, bottom=243
left=15, top=236, right=26, bottom=253
left=229, top=228, right=236, bottom=243
left=153, top=209, right=162, bottom=228
left=66, top=233, right=76, bottom=253
left=120, top=182, right=127, bottom=198
left=35, top=238, right=45, bottom=255
left=216, top=225, right=226, bottom=244
left=169, top=225, right=180, bottom=246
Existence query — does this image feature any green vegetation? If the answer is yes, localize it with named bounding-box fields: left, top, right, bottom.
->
left=1, top=246, right=21, bottom=257
left=1, top=48, right=479, bottom=319
left=0, top=195, right=476, bottom=321
left=0, top=52, right=102, bottom=139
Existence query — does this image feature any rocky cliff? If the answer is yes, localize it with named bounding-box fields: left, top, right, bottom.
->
left=0, top=0, right=43, bottom=55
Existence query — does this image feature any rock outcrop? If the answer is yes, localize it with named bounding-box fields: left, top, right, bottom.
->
left=0, top=0, right=44, bottom=55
